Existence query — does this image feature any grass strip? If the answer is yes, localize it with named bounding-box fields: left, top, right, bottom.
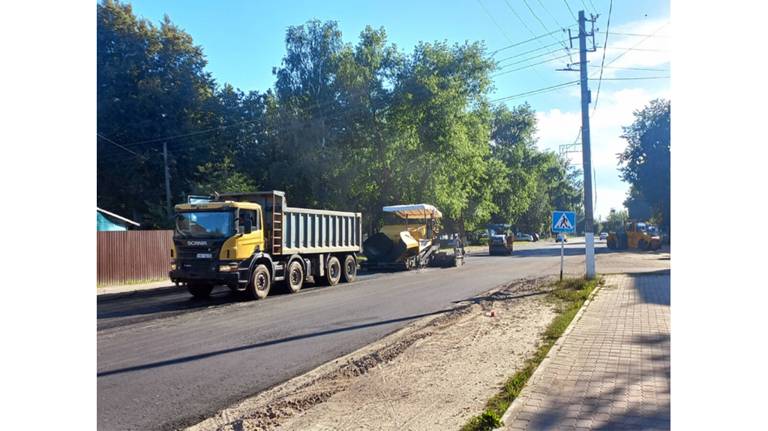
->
left=460, top=276, right=603, bottom=431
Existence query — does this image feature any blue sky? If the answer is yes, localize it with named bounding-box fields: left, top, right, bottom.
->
left=124, top=0, right=670, bottom=220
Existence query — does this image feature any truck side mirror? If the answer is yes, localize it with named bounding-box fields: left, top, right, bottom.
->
left=244, top=217, right=253, bottom=234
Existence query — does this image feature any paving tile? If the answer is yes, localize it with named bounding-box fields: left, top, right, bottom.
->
left=503, top=274, right=670, bottom=431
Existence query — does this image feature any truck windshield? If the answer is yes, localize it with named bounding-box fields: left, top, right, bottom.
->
left=175, top=211, right=234, bottom=238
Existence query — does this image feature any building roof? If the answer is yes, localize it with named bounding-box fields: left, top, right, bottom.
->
left=96, top=207, right=140, bottom=227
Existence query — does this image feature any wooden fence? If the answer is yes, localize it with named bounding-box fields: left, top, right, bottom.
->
left=97, top=230, right=174, bottom=285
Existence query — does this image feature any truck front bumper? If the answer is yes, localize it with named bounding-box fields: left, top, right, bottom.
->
left=170, top=261, right=244, bottom=285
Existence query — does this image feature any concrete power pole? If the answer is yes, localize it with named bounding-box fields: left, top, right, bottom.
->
left=577, top=10, right=597, bottom=279
left=163, top=141, right=172, bottom=218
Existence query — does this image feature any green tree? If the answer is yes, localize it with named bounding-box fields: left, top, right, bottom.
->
left=618, top=99, right=670, bottom=230
left=97, top=0, right=217, bottom=226
left=623, top=185, right=654, bottom=221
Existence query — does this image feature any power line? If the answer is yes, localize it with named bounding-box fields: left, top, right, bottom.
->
left=535, top=0, right=566, bottom=31
left=579, top=0, right=594, bottom=15
left=490, top=80, right=579, bottom=102
left=599, top=22, right=670, bottom=71
left=592, top=0, right=613, bottom=115
left=490, top=27, right=576, bottom=55
left=520, top=0, right=571, bottom=53
left=477, top=0, right=515, bottom=44
left=97, top=133, right=146, bottom=159
left=602, top=46, right=667, bottom=52
left=596, top=31, right=669, bottom=38
left=588, top=65, right=669, bottom=72
left=502, top=0, right=539, bottom=41
left=99, top=102, right=395, bottom=161
left=104, top=87, right=373, bottom=152
left=495, top=40, right=564, bottom=64
left=562, top=0, right=577, bottom=20
left=496, top=48, right=567, bottom=69
left=588, top=76, right=670, bottom=81
left=493, top=53, right=573, bottom=76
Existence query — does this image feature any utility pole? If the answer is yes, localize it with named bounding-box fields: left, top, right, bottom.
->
left=578, top=10, right=596, bottom=279
left=163, top=141, right=172, bottom=218
left=564, top=10, right=598, bottom=279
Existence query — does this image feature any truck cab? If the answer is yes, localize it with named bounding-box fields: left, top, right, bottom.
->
left=170, top=201, right=265, bottom=297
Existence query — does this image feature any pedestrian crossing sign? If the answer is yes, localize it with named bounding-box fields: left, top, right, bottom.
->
left=552, top=211, right=576, bottom=233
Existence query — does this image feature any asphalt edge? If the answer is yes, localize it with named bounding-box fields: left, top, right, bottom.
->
left=496, top=275, right=607, bottom=429
left=186, top=278, right=521, bottom=430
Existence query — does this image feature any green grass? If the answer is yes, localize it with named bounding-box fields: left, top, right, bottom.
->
left=460, top=276, right=603, bottom=431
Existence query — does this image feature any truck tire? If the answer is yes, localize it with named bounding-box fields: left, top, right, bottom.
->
left=246, top=264, right=271, bottom=300
left=342, top=255, right=357, bottom=283
left=188, top=282, right=213, bottom=299
left=286, top=260, right=304, bottom=293
left=325, top=256, right=341, bottom=286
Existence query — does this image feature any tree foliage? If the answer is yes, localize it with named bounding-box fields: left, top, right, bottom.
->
left=618, top=99, right=671, bottom=230
left=97, top=1, right=582, bottom=233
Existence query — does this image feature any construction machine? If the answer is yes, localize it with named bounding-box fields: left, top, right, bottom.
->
left=487, top=224, right=514, bottom=255
left=606, top=221, right=662, bottom=251
left=363, top=204, right=463, bottom=270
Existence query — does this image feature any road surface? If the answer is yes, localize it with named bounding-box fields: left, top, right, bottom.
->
left=97, top=240, right=669, bottom=430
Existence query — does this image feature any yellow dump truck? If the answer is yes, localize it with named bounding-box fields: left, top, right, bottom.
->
left=170, top=191, right=362, bottom=299
left=606, top=221, right=662, bottom=251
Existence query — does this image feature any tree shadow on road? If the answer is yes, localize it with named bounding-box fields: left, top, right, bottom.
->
left=97, top=280, right=344, bottom=329
left=97, top=308, right=453, bottom=378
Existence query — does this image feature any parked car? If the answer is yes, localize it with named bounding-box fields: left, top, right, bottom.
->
left=515, top=232, right=534, bottom=241
left=555, top=233, right=568, bottom=243
left=599, top=232, right=609, bottom=241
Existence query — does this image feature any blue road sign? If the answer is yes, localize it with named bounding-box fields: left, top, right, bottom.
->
left=552, top=211, right=576, bottom=233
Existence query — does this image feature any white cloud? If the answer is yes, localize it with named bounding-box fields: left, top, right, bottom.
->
left=534, top=85, right=669, bottom=219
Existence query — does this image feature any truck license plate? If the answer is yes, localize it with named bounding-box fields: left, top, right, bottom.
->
left=196, top=253, right=212, bottom=259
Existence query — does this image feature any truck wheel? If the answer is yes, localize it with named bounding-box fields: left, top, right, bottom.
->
left=325, top=256, right=341, bottom=286
left=188, top=282, right=213, bottom=299
left=286, top=260, right=304, bottom=293
left=342, top=255, right=357, bottom=283
left=246, top=264, right=271, bottom=300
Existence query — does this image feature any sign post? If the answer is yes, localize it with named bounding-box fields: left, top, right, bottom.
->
left=552, top=211, right=576, bottom=281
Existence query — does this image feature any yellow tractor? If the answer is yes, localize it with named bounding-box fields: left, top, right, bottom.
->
left=607, top=221, right=662, bottom=251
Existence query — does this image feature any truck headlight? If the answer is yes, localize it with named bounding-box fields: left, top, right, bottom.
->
left=219, top=263, right=238, bottom=272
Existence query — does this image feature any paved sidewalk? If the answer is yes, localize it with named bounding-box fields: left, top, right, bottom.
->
left=97, top=279, right=174, bottom=296
left=501, top=273, right=670, bottom=430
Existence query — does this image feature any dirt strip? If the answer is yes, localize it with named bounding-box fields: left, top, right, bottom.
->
left=187, top=277, right=560, bottom=431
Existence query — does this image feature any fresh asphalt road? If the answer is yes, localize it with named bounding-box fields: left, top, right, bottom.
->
left=97, top=240, right=669, bottom=430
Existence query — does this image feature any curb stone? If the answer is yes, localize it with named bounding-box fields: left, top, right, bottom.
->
left=495, top=276, right=605, bottom=429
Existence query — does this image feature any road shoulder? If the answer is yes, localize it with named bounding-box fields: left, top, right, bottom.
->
left=187, top=277, right=560, bottom=431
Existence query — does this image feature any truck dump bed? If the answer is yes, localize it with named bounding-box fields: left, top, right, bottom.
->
left=215, top=190, right=361, bottom=256
left=282, top=207, right=362, bottom=254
